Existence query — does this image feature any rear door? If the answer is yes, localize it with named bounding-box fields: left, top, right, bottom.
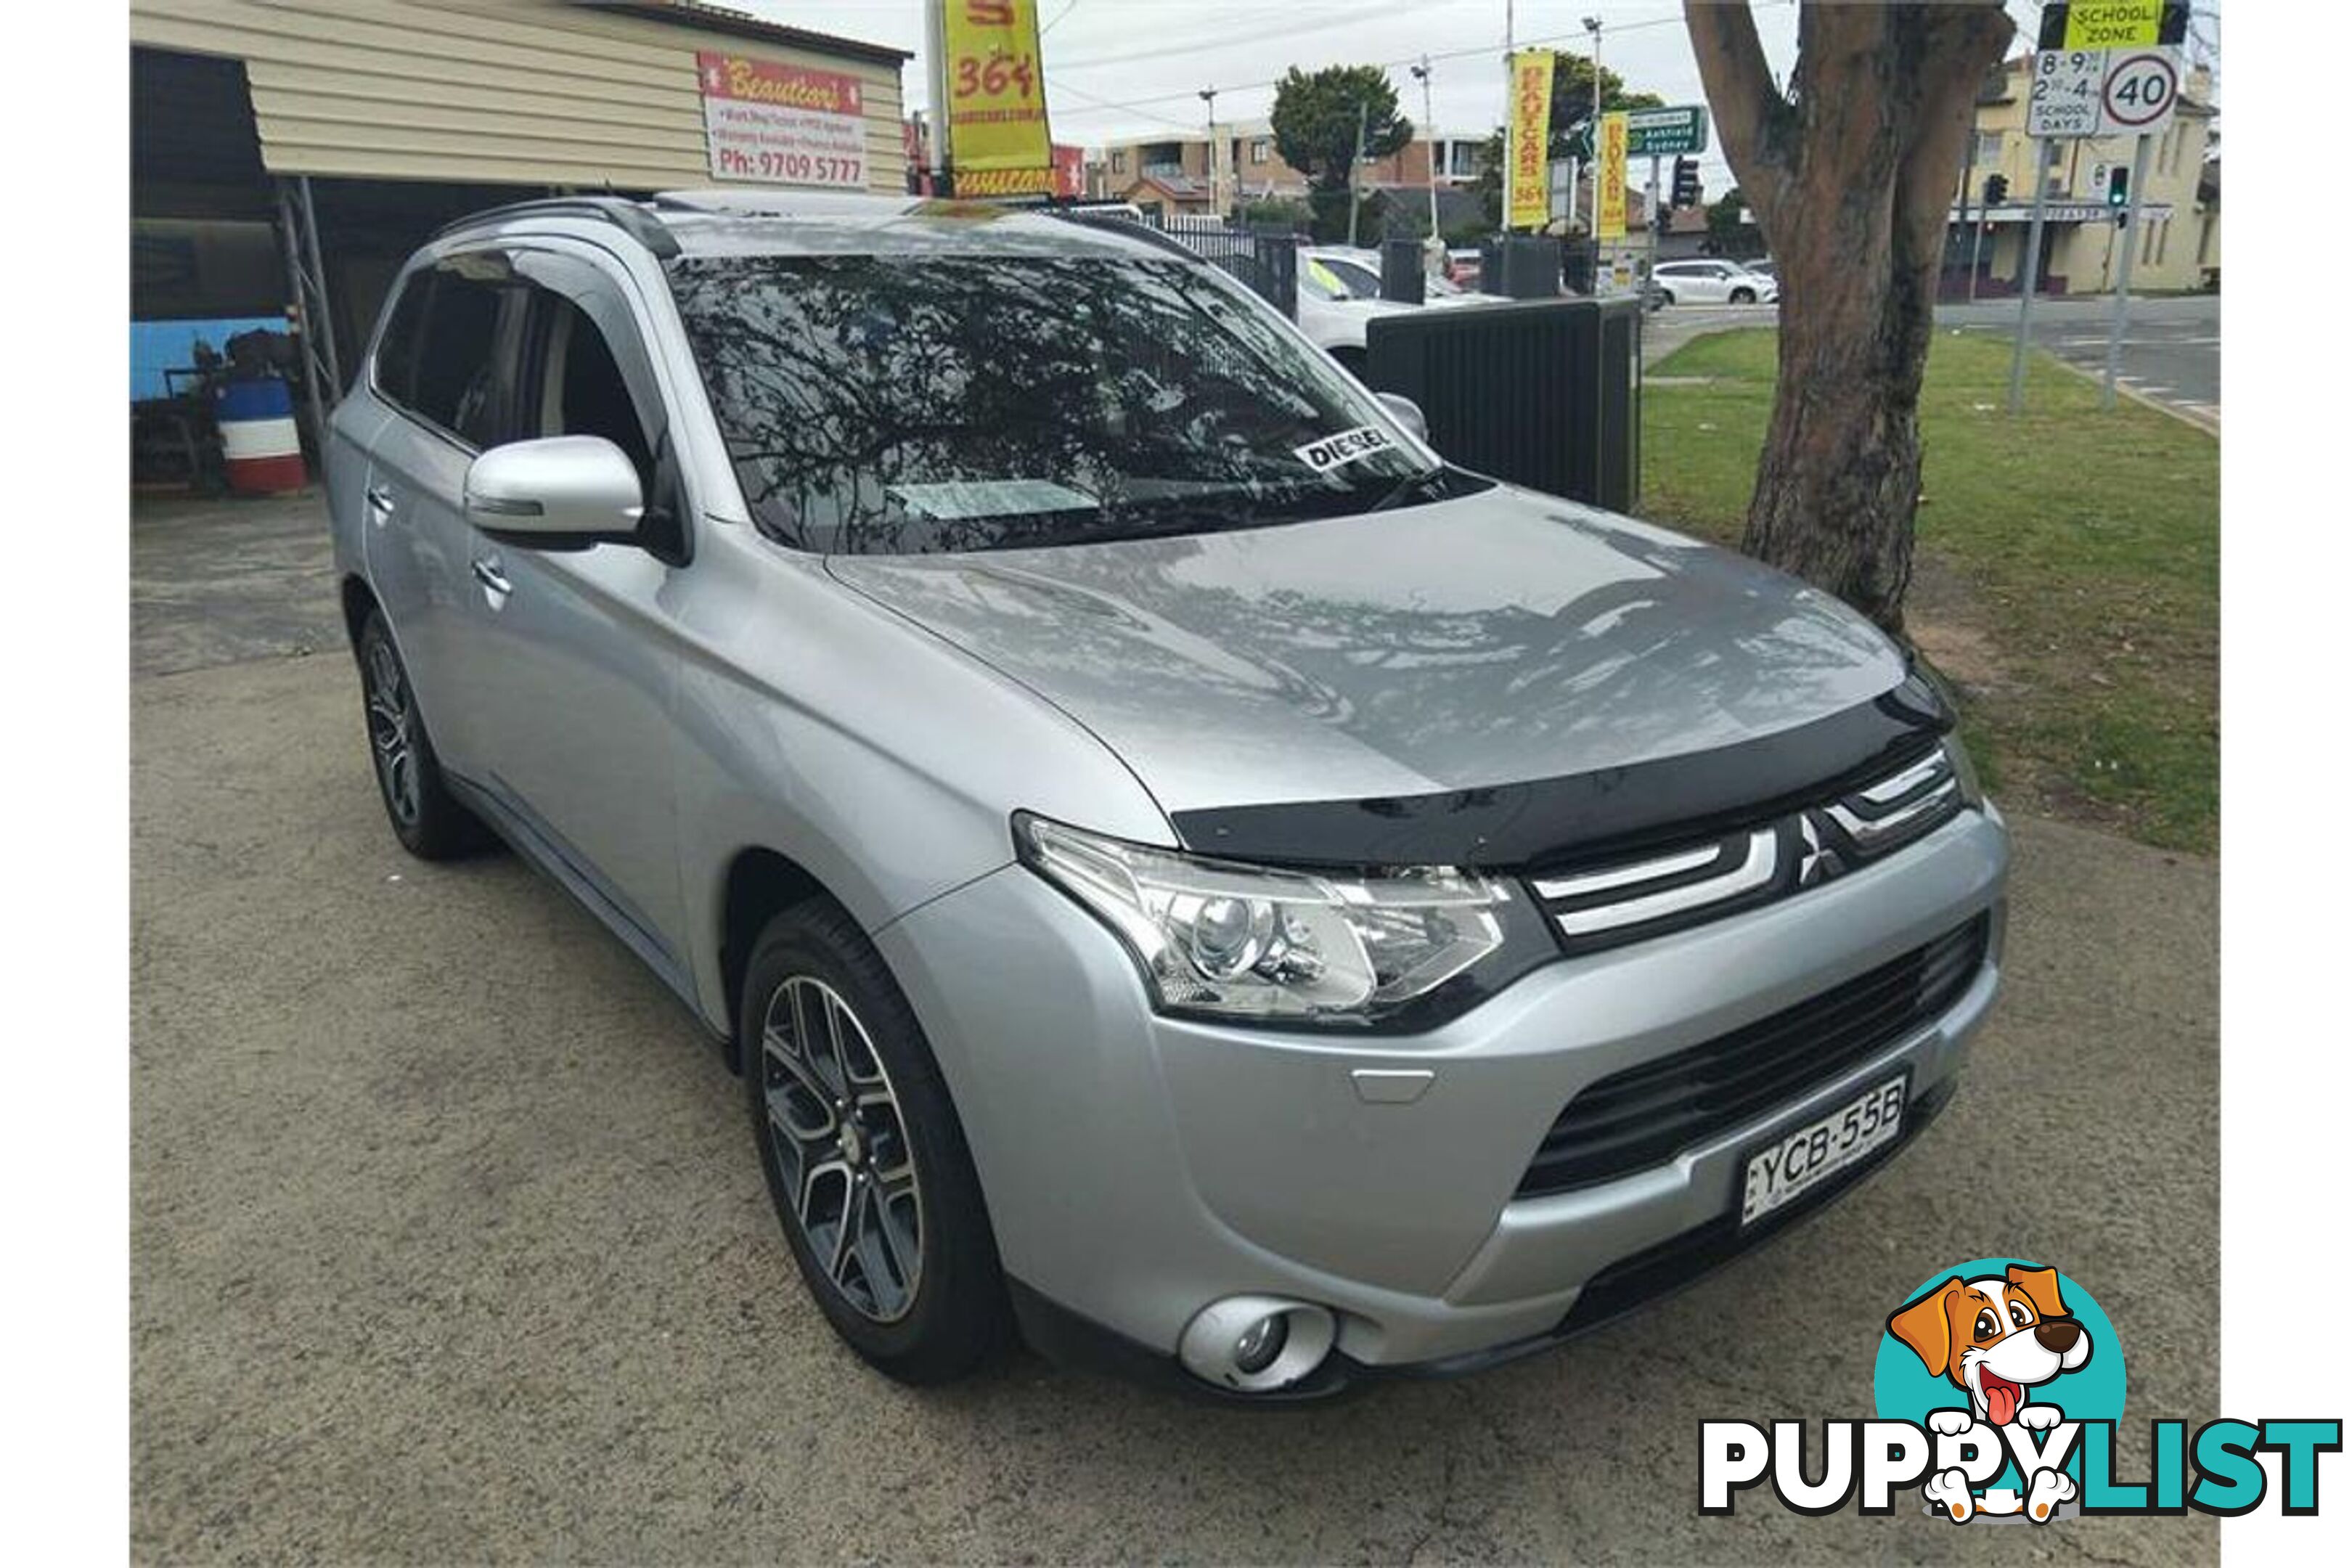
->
left=361, top=254, right=523, bottom=777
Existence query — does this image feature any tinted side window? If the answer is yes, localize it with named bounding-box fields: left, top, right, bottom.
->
left=525, top=295, right=658, bottom=491
left=409, top=273, right=505, bottom=444
left=373, top=273, right=430, bottom=407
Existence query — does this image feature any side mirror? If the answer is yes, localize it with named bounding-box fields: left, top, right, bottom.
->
left=464, top=436, right=644, bottom=549
left=1375, top=391, right=1429, bottom=444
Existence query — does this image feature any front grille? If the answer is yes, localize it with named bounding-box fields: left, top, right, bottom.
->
left=1527, top=743, right=1964, bottom=956
left=1514, top=914, right=1990, bottom=1199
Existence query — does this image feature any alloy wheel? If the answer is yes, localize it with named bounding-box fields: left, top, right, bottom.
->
left=363, top=635, right=421, bottom=827
left=759, top=975, right=923, bottom=1322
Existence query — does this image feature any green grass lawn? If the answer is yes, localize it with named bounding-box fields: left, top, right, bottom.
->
left=1640, top=328, right=2218, bottom=853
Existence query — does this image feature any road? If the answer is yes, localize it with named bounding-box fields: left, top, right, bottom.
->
left=1642, top=293, right=2219, bottom=428
left=131, top=497, right=2219, bottom=1563
left=1941, top=293, right=2219, bottom=428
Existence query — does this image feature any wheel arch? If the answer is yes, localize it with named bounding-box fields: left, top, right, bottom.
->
left=716, top=845, right=835, bottom=1071
left=339, top=573, right=380, bottom=652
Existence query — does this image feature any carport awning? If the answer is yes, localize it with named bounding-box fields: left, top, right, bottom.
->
left=131, top=0, right=907, bottom=192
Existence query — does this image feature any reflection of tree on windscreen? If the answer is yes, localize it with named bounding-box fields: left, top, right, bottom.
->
left=668, top=255, right=1414, bottom=555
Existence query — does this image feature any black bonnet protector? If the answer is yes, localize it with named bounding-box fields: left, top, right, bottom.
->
left=1169, top=669, right=1955, bottom=872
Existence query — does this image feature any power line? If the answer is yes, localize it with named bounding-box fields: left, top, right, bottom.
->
left=1047, top=6, right=1698, bottom=127
left=1050, top=1, right=1424, bottom=74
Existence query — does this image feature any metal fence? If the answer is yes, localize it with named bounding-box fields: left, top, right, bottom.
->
left=1144, top=213, right=1302, bottom=321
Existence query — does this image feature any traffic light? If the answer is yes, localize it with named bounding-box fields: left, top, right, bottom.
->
left=1983, top=173, right=2008, bottom=206
left=2107, top=165, right=2129, bottom=208
left=1670, top=156, right=1700, bottom=208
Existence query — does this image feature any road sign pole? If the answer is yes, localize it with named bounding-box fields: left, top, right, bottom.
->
left=1967, top=199, right=1988, bottom=303
left=2007, top=136, right=2054, bottom=415
left=2100, top=130, right=2154, bottom=411
left=1646, top=154, right=1660, bottom=280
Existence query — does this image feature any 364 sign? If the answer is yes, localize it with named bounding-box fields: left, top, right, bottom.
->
left=940, top=0, right=1055, bottom=197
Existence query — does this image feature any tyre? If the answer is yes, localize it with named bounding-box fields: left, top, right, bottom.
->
left=1655, top=289, right=1675, bottom=306
left=1730, top=287, right=1757, bottom=305
left=742, top=899, right=1012, bottom=1383
left=355, top=608, right=490, bottom=859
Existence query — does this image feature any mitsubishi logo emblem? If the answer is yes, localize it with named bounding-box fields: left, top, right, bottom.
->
left=1797, top=811, right=1847, bottom=888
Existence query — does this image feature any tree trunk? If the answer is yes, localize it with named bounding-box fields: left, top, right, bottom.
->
left=1684, top=1, right=2013, bottom=633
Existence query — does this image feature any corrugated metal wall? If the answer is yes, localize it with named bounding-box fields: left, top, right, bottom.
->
left=128, top=0, right=907, bottom=194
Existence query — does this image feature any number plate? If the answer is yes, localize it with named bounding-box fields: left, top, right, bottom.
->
left=1740, top=1074, right=1906, bottom=1226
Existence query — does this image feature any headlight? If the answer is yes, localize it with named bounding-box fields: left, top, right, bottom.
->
left=1015, top=814, right=1551, bottom=1028
left=1941, top=731, right=1987, bottom=809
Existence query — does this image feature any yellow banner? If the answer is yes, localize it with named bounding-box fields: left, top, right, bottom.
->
left=940, top=0, right=1053, bottom=189
left=1596, top=110, right=1628, bottom=239
left=1505, top=49, right=1554, bottom=231
left=2064, top=0, right=2164, bottom=49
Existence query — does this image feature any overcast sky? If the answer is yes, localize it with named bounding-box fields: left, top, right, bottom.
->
left=746, top=1, right=2216, bottom=199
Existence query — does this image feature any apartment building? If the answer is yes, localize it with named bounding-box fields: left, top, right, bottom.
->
left=1086, top=122, right=1490, bottom=219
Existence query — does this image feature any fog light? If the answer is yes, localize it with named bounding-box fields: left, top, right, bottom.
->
left=1233, top=1312, right=1289, bottom=1375
left=1177, top=1295, right=1336, bottom=1393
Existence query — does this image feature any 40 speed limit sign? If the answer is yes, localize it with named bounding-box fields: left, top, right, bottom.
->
left=2028, top=45, right=2181, bottom=137
left=2101, top=49, right=2179, bottom=131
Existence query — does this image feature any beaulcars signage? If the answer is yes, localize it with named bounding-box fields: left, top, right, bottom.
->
left=1595, top=110, right=1628, bottom=240
left=1504, top=49, right=1554, bottom=232
left=697, top=52, right=868, bottom=188
left=939, top=0, right=1054, bottom=197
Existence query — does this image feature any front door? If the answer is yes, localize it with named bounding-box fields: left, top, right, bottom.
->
left=457, top=245, right=697, bottom=980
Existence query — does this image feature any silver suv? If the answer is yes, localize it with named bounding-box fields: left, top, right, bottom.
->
left=329, top=192, right=2007, bottom=1399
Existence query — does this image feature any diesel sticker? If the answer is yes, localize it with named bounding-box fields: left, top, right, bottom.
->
left=1294, top=425, right=1395, bottom=473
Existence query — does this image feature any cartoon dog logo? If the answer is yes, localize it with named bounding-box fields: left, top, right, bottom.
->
left=1887, top=1263, right=2094, bottom=1522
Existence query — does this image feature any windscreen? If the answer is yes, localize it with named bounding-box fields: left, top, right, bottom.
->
left=668, top=253, right=1459, bottom=555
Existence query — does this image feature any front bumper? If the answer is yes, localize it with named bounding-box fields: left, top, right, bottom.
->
left=875, top=805, right=2007, bottom=1392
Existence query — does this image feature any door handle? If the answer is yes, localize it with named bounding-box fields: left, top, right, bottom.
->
left=471, top=558, right=513, bottom=599
left=365, top=483, right=396, bottom=522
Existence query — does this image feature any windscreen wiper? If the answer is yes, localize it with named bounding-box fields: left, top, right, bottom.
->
left=1363, top=464, right=1453, bottom=514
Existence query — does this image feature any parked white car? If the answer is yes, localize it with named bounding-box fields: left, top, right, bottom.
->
left=1650, top=258, right=1779, bottom=306
left=1303, top=247, right=1484, bottom=308
left=1294, top=254, right=1421, bottom=378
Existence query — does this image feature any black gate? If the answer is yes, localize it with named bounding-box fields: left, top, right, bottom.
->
left=1151, top=215, right=1300, bottom=319
left=1057, top=209, right=1300, bottom=320
left=1364, top=297, right=1643, bottom=512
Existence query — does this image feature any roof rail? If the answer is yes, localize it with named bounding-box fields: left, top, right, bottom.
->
left=430, top=197, right=681, bottom=260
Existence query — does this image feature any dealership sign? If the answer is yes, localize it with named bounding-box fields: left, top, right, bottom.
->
left=697, top=52, right=867, bottom=188
left=1594, top=110, right=1628, bottom=240
left=1504, top=49, right=1554, bottom=231
left=940, top=0, right=1055, bottom=197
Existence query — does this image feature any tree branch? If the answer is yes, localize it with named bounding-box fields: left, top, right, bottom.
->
left=1683, top=0, right=1796, bottom=219
left=1894, top=4, right=2016, bottom=271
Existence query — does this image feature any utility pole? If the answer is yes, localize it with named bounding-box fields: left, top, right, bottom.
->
left=923, top=0, right=950, bottom=195
left=1584, top=15, right=1603, bottom=287
left=1411, top=57, right=1438, bottom=244
left=1199, top=86, right=1219, bottom=216
left=1347, top=97, right=1370, bottom=248
left=2101, top=131, right=2154, bottom=410
left=1501, top=1, right=1517, bottom=234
